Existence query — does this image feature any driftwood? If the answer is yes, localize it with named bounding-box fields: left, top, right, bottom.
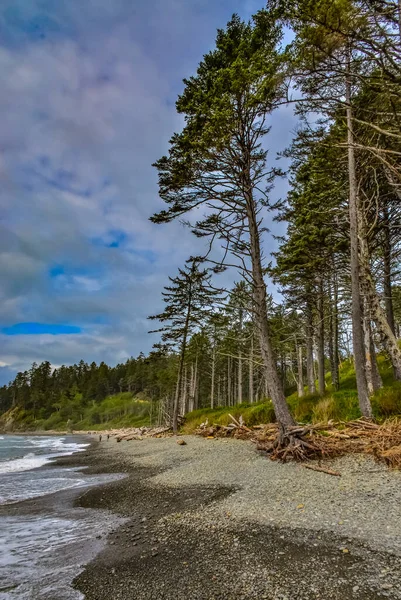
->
left=302, top=464, right=341, bottom=476
left=197, top=414, right=253, bottom=439
left=196, top=415, right=401, bottom=469
left=102, top=425, right=173, bottom=443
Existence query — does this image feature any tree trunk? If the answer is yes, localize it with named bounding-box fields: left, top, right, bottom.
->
left=361, top=263, right=401, bottom=380
left=181, top=364, right=188, bottom=415
left=345, top=64, right=372, bottom=417
left=244, top=185, right=295, bottom=427
left=370, top=330, right=383, bottom=392
left=383, top=205, right=396, bottom=336
left=363, top=302, right=375, bottom=396
left=317, top=279, right=325, bottom=396
left=238, top=348, right=243, bottom=404
left=297, top=343, right=304, bottom=398
left=328, top=274, right=340, bottom=391
left=189, top=354, right=198, bottom=412
left=172, top=304, right=191, bottom=432
left=306, top=301, right=316, bottom=394
left=363, top=302, right=383, bottom=394
left=332, top=271, right=340, bottom=391
left=249, top=333, right=254, bottom=403
left=210, top=341, right=216, bottom=409
left=227, top=356, right=232, bottom=407
left=264, top=375, right=270, bottom=399
left=358, top=217, right=401, bottom=380
left=189, top=362, right=195, bottom=413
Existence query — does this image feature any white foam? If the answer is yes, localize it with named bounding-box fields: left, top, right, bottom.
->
left=0, top=437, right=89, bottom=475
left=0, top=455, right=50, bottom=474
left=29, top=437, right=89, bottom=453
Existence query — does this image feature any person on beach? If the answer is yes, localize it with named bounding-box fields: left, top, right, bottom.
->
left=99, top=434, right=102, bottom=442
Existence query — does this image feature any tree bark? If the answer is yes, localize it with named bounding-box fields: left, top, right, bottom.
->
left=306, top=301, right=316, bottom=394
left=210, top=340, right=216, bottom=409
left=328, top=274, right=340, bottom=391
left=172, top=301, right=191, bottom=432
left=244, top=185, right=295, bottom=427
left=363, top=301, right=383, bottom=394
left=363, top=301, right=375, bottom=396
left=317, top=278, right=326, bottom=396
left=249, top=333, right=254, bottom=403
left=360, top=262, right=401, bottom=380
left=370, top=330, right=383, bottom=392
left=238, top=348, right=243, bottom=404
left=333, top=272, right=340, bottom=391
left=181, top=364, right=188, bottom=415
left=227, top=356, right=232, bottom=407
left=297, top=343, right=304, bottom=398
left=383, top=205, right=396, bottom=336
left=358, top=215, right=401, bottom=380
left=189, top=356, right=198, bottom=413
left=345, top=63, right=372, bottom=417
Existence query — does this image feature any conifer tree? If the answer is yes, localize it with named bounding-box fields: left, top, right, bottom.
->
left=148, top=261, right=220, bottom=432
left=151, top=11, right=296, bottom=431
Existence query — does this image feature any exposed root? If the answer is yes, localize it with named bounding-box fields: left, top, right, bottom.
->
left=196, top=415, right=401, bottom=469
left=255, top=422, right=341, bottom=462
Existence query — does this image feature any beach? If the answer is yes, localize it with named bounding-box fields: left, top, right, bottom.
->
left=68, top=435, right=401, bottom=599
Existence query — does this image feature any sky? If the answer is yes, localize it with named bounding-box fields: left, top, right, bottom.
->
left=0, top=0, right=299, bottom=385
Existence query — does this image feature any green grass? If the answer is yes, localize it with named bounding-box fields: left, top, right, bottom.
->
left=182, top=401, right=276, bottom=433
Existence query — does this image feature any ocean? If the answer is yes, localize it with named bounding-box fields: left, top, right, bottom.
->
left=0, top=435, right=122, bottom=599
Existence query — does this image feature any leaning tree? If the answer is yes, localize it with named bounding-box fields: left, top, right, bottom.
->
left=151, top=11, right=298, bottom=437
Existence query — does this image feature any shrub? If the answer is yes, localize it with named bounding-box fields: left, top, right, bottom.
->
left=373, top=383, right=401, bottom=418
left=312, top=397, right=337, bottom=423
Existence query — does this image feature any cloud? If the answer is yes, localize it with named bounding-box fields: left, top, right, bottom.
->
left=0, top=0, right=299, bottom=381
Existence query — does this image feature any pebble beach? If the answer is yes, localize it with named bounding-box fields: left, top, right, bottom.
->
left=70, top=435, right=401, bottom=599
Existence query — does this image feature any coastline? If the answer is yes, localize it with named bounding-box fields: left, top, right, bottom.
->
left=71, top=436, right=401, bottom=599
left=0, top=436, right=124, bottom=599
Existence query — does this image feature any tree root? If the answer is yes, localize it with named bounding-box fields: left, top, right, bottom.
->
left=197, top=415, right=401, bottom=469
left=256, top=423, right=339, bottom=462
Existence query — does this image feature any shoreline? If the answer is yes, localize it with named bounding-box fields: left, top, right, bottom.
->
left=70, top=436, right=401, bottom=599
left=0, top=437, right=124, bottom=599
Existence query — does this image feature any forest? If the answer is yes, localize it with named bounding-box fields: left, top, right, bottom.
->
left=1, top=0, right=401, bottom=443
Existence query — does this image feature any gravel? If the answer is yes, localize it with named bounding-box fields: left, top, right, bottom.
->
left=73, top=435, right=401, bottom=599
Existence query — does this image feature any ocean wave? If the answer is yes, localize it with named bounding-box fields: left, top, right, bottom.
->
left=0, top=437, right=89, bottom=475
left=0, top=454, right=50, bottom=474
left=29, top=437, right=89, bottom=453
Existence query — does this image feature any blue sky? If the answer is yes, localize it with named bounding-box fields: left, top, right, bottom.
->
left=0, top=0, right=298, bottom=385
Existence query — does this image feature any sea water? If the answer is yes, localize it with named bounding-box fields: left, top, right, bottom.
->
left=0, top=435, right=122, bottom=599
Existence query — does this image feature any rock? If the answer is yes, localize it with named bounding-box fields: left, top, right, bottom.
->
left=177, top=439, right=187, bottom=446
